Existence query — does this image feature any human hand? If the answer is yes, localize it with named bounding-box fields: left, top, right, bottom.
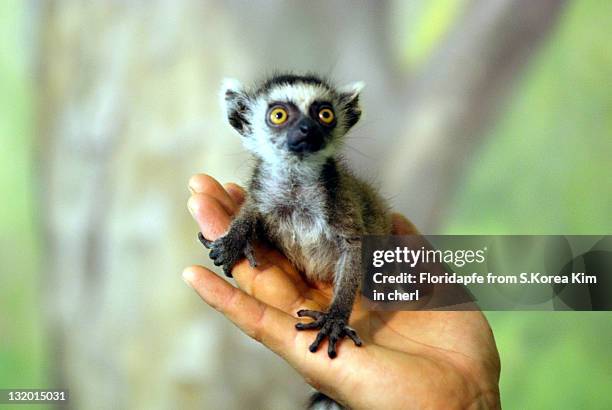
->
left=184, top=174, right=501, bottom=409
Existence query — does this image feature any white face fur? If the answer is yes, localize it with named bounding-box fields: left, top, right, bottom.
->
left=222, top=76, right=363, bottom=170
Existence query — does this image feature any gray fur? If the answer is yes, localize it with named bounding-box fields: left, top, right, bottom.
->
left=201, top=74, right=391, bottom=368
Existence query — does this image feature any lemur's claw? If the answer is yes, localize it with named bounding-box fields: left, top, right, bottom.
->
left=245, top=242, right=258, bottom=267
left=198, top=232, right=213, bottom=248
left=295, top=310, right=362, bottom=359
left=222, top=265, right=233, bottom=278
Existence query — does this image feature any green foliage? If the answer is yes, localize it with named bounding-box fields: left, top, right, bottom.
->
left=0, top=0, right=48, bottom=400
left=399, top=0, right=467, bottom=67
left=396, top=0, right=466, bottom=68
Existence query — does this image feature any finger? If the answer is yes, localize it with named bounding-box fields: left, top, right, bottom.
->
left=224, top=183, right=246, bottom=207
left=233, top=258, right=311, bottom=314
left=255, top=243, right=305, bottom=280
left=391, top=213, right=419, bottom=235
left=182, top=265, right=300, bottom=363
left=188, top=193, right=231, bottom=240
left=189, top=174, right=238, bottom=214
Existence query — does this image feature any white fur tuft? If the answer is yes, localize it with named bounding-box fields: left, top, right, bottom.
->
left=220, top=77, right=243, bottom=94
left=219, top=77, right=244, bottom=116
left=339, top=81, right=365, bottom=101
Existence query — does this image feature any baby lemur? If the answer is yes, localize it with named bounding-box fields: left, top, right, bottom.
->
left=199, top=73, right=391, bottom=359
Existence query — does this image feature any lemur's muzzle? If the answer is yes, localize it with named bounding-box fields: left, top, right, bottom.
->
left=287, top=118, right=324, bottom=154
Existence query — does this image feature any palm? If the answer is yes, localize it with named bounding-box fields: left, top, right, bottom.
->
left=185, top=175, right=500, bottom=409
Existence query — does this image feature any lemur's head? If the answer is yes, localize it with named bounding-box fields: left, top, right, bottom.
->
left=221, top=73, right=363, bottom=162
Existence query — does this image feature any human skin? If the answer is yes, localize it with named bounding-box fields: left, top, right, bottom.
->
left=184, top=174, right=501, bottom=409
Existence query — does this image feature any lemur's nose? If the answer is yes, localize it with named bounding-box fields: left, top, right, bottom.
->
left=288, top=118, right=323, bottom=153
left=294, top=118, right=316, bottom=139
left=299, top=122, right=312, bottom=135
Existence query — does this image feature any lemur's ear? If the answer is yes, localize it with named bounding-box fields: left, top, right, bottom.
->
left=338, top=81, right=364, bottom=130
left=221, top=78, right=251, bottom=136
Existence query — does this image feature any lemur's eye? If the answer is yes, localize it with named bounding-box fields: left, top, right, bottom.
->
left=318, top=108, right=335, bottom=125
left=269, top=106, right=288, bottom=125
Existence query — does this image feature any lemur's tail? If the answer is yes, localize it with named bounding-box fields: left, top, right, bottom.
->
left=308, top=392, right=344, bottom=410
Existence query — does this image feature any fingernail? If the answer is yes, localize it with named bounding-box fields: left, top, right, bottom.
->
left=182, top=268, right=196, bottom=287
left=188, top=175, right=201, bottom=194
left=187, top=196, right=198, bottom=216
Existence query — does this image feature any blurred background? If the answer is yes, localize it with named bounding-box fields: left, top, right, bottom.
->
left=1, top=0, right=611, bottom=408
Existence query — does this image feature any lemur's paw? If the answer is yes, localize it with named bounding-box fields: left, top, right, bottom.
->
left=295, top=309, right=362, bottom=359
left=198, top=232, right=257, bottom=278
